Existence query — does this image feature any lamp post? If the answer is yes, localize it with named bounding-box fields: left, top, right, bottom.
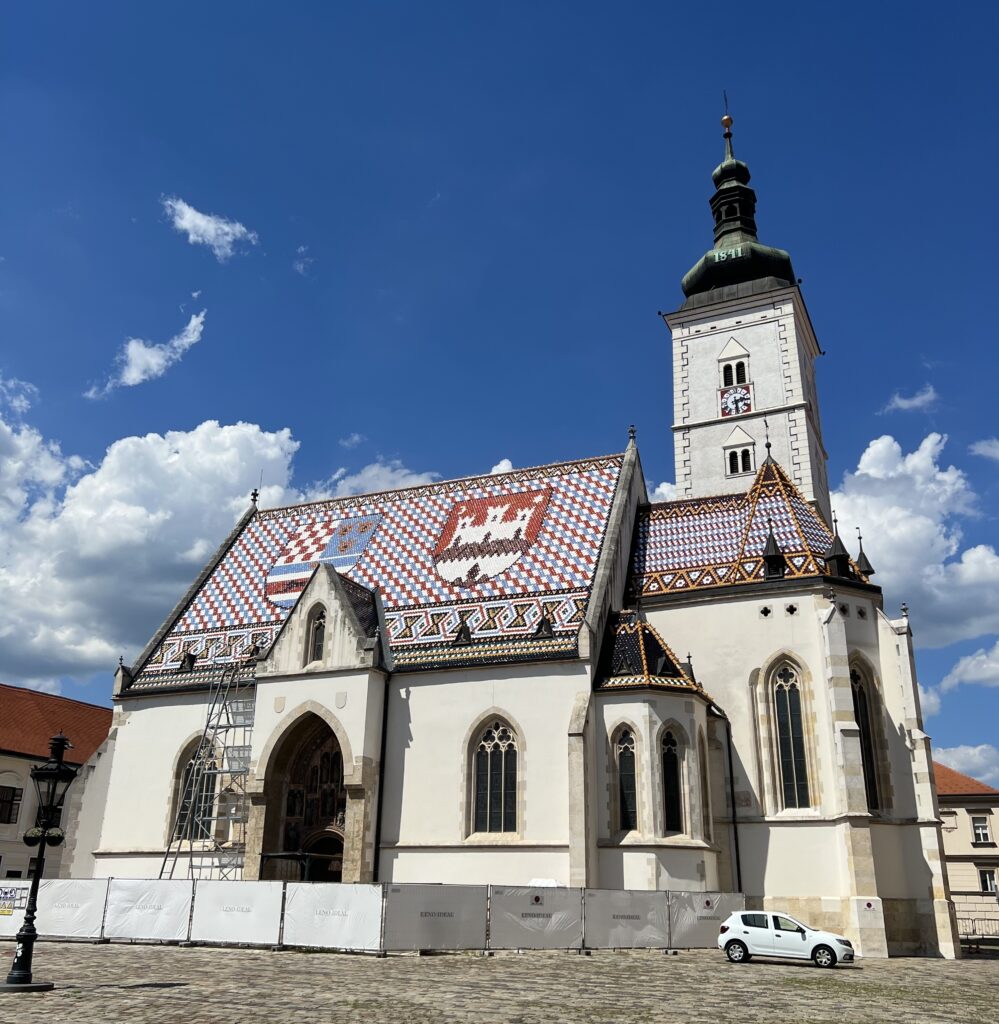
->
left=2, top=733, right=78, bottom=994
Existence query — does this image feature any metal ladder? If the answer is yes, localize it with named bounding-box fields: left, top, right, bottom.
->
left=160, top=663, right=255, bottom=881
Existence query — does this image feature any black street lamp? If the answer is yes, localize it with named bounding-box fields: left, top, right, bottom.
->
left=2, top=733, right=78, bottom=994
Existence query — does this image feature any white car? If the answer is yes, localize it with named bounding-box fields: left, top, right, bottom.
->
left=717, top=911, right=855, bottom=968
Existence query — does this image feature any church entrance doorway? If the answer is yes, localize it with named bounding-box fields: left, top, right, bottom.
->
left=259, top=713, right=348, bottom=881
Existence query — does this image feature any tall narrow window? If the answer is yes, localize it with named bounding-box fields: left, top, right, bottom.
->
left=617, top=729, right=637, bottom=831
left=723, top=363, right=734, bottom=387
left=306, top=607, right=326, bottom=664
left=698, top=736, right=711, bottom=841
left=662, top=731, right=683, bottom=833
left=728, top=450, right=739, bottom=475
left=175, top=747, right=217, bottom=841
left=850, top=669, right=880, bottom=811
left=735, top=361, right=747, bottom=384
left=741, top=448, right=752, bottom=473
left=774, top=666, right=810, bottom=808
left=473, top=721, right=517, bottom=833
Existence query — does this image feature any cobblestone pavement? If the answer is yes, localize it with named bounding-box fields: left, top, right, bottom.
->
left=1, top=942, right=997, bottom=1024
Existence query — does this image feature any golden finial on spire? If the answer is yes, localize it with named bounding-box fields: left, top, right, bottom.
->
left=721, top=113, right=733, bottom=130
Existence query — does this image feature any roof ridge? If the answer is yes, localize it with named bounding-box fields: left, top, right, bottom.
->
left=259, top=451, right=626, bottom=515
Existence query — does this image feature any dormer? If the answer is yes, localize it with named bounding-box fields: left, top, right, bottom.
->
left=257, top=564, right=389, bottom=678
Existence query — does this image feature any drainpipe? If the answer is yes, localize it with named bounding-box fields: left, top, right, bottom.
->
left=709, top=702, right=742, bottom=893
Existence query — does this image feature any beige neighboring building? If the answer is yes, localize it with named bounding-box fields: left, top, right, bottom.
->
left=934, top=761, right=999, bottom=936
left=0, top=684, right=112, bottom=879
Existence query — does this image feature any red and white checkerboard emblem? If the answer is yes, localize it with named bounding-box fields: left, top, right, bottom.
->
left=433, top=489, right=550, bottom=587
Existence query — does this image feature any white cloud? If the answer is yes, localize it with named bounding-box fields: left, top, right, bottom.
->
left=970, top=438, right=999, bottom=462
left=650, top=480, right=677, bottom=502
left=831, top=433, right=999, bottom=648
left=490, top=458, right=513, bottom=475
left=305, top=459, right=439, bottom=500
left=338, top=433, right=365, bottom=449
left=86, top=311, right=206, bottom=398
left=162, top=196, right=258, bottom=262
left=934, top=744, right=999, bottom=786
left=0, top=374, right=38, bottom=417
left=881, top=383, right=938, bottom=413
left=0, top=407, right=439, bottom=690
left=917, top=683, right=941, bottom=718
left=191, top=290, right=202, bottom=300
left=941, top=639, right=999, bottom=691
left=293, top=244, right=315, bottom=276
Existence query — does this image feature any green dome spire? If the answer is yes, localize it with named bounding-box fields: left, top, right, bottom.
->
left=680, top=112, right=796, bottom=309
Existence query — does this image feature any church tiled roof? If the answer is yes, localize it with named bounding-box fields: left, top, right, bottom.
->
left=127, top=454, right=624, bottom=690
left=631, top=457, right=866, bottom=598
left=596, top=613, right=708, bottom=697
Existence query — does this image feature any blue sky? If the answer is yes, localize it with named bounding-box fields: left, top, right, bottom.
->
left=1, top=4, right=997, bottom=779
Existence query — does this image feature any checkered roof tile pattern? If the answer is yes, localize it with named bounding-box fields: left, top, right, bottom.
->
left=138, top=455, right=623, bottom=678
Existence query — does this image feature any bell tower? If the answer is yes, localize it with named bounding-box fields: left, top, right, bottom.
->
left=662, top=113, right=831, bottom=524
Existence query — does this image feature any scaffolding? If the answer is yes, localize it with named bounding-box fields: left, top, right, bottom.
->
left=160, top=663, right=255, bottom=881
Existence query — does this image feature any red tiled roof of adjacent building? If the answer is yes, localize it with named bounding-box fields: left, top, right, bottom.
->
left=0, top=684, right=112, bottom=765
left=933, top=760, right=999, bottom=796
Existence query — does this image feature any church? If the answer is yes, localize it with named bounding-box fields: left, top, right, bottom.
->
left=72, top=116, right=958, bottom=958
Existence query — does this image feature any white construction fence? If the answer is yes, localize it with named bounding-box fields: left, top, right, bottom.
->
left=0, top=879, right=743, bottom=952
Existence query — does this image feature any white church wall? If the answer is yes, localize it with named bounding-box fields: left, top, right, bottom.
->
left=378, top=661, right=590, bottom=886
left=90, top=691, right=211, bottom=878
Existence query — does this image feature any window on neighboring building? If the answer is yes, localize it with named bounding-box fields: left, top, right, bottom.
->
left=5, top=870, right=22, bottom=878
left=0, top=786, right=23, bottom=825
left=850, top=669, right=880, bottom=812
left=473, top=721, right=518, bottom=833
left=980, top=868, right=997, bottom=894
left=616, top=729, right=637, bottom=832
left=662, top=730, right=683, bottom=833
left=306, top=606, right=326, bottom=665
left=773, top=665, right=810, bottom=809
left=27, top=858, right=38, bottom=876
left=972, top=816, right=992, bottom=844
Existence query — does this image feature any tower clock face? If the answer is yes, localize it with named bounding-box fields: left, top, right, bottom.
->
left=720, top=385, right=752, bottom=417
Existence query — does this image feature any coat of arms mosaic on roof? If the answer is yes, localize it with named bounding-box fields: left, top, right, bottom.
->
left=136, top=455, right=623, bottom=682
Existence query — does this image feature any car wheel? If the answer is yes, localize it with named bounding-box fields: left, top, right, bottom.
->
left=812, top=944, right=837, bottom=968
left=726, top=940, right=750, bottom=963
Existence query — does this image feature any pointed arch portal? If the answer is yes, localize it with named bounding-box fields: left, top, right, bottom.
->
left=260, top=713, right=347, bottom=881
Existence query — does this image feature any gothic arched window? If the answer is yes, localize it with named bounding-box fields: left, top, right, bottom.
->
left=741, top=448, right=752, bottom=473
left=728, top=450, right=740, bottom=475
left=173, top=740, right=217, bottom=842
left=306, top=606, right=326, bottom=665
left=774, top=665, right=810, bottom=809
left=735, top=361, right=747, bottom=385
left=473, top=721, right=518, bottom=833
left=616, top=729, right=637, bottom=831
left=851, top=668, right=880, bottom=811
left=723, top=363, right=734, bottom=387
left=662, top=730, right=683, bottom=833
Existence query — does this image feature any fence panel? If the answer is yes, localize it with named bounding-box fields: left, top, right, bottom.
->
left=190, top=880, right=283, bottom=946
left=283, top=883, right=383, bottom=951
left=583, top=889, right=670, bottom=948
left=488, top=886, right=583, bottom=949
left=382, top=884, right=487, bottom=951
left=668, top=891, right=745, bottom=948
left=103, top=878, right=194, bottom=942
